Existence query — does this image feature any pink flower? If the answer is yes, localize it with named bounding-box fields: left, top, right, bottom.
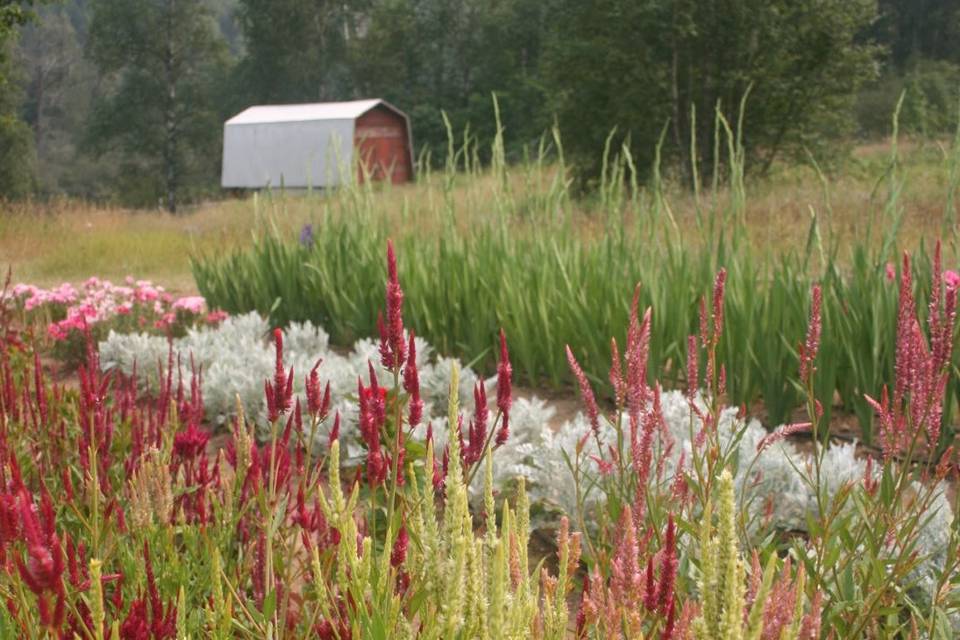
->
left=944, top=270, right=960, bottom=291
left=204, top=310, right=229, bottom=324
left=885, top=263, right=896, bottom=281
left=567, top=345, right=600, bottom=440
left=171, top=296, right=206, bottom=314
left=379, top=240, right=406, bottom=370
left=798, top=284, right=822, bottom=386
left=495, top=329, right=512, bottom=446
left=756, top=423, right=811, bottom=454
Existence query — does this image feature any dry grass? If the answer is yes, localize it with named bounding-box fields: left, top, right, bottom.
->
left=1, top=140, right=956, bottom=292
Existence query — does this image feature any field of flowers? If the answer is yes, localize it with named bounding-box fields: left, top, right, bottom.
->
left=0, top=222, right=958, bottom=638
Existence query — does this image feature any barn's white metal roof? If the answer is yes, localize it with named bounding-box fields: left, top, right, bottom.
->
left=226, top=99, right=395, bottom=125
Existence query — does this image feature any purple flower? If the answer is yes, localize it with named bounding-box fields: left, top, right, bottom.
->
left=299, top=223, right=315, bottom=247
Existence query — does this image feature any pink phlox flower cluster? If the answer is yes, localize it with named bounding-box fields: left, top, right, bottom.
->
left=11, top=277, right=224, bottom=341
left=171, top=296, right=206, bottom=314
left=7, top=283, right=78, bottom=311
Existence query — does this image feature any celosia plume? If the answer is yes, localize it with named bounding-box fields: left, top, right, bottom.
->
left=379, top=240, right=406, bottom=370
left=798, top=284, right=822, bottom=386
left=495, top=329, right=511, bottom=447
left=567, top=345, right=600, bottom=439
left=403, top=332, right=423, bottom=428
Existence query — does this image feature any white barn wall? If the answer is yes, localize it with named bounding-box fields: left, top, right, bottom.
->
left=221, top=118, right=356, bottom=189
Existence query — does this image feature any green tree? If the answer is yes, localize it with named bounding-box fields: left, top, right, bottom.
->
left=872, top=0, right=960, bottom=67
left=350, top=0, right=555, bottom=159
left=543, top=0, right=880, bottom=184
left=86, top=0, right=228, bottom=212
left=232, top=0, right=362, bottom=110
left=0, top=0, right=36, bottom=198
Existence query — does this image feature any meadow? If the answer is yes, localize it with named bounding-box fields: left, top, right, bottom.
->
left=1, top=124, right=960, bottom=638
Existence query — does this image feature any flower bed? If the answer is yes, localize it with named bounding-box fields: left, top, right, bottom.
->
left=0, top=243, right=956, bottom=638
left=3, top=277, right=227, bottom=366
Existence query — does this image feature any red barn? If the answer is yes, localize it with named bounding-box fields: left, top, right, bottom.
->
left=354, top=102, right=415, bottom=184
left=221, top=99, right=414, bottom=189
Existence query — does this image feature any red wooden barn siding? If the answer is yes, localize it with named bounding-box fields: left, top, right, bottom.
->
left=354, top=106, right=413, bottom=184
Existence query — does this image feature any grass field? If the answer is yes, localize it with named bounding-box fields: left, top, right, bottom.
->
left=2, top=139, right=958, bottom=292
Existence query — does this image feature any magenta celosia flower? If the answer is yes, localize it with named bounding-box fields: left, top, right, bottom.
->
left=403, top=333, right=422, bottom=428
left=390, top=524, right=409, bottom=568
left=885, top=262, right=896, bottom=281
left=866, top=248, right=957, bottom=457
left=495, top=329, right=512, bottom=446
left=379, top=241, right=406, bottom=371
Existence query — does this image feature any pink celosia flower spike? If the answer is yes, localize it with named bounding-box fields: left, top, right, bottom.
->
left=711, top=268, right=727, bottom=343
left=566, top=346, right=601, bottom=439
left=610, top=506, right=642, bottom=604
left=495, top=329, right=512, bottom=447
left=798, top=284, right=822, bottom=386
left=383, top=240, right=406, bottom=371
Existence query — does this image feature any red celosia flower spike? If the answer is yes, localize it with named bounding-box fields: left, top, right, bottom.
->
left=468, top=382, right=488, bottom=465
left=328, top=411, right=341, bottom=446
left=403, top=332, right=423, bottom=428
left=15, top=488, right=66, bottom=629
left=390, top=523, right=409, bottom=568
left=265, top=328, right=294, bottom=422
left=305, top=360, right=330, bottom=421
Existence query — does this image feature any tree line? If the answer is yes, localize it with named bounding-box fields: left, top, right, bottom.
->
left=1, top=0, right=960, bottom=211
